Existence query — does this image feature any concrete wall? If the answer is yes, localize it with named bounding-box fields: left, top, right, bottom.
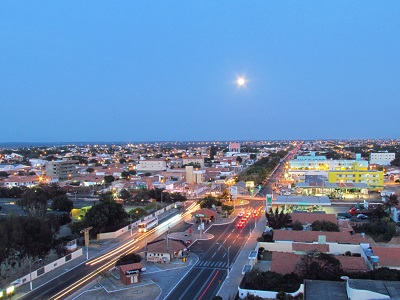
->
left=328, top=244, right=362, bottom=255
left=257, top=242, right=293, bottom=253
left=238, top=284, right=304, bottom=299
left=14, top=248, right=83, bottom=288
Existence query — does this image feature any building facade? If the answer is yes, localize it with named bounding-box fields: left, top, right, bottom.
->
left=182, top=156, right=205, bottom=168
left=45, top=160, right=79, bottom=180
left=327, top=170, right=384, bottom=190
left=135, top=159, right=167, bottom=172
left=370, top=152, right=395, bottom=165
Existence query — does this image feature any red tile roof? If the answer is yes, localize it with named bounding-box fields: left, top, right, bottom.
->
left=119, top=263, right=143, bottom=272
left=270, top=252, right=368, bottom=275
left=146, top=239, right=186, bottom=253
left=273, top=230, right=372, bottom=244
left=290, top=213, right=337, bottom=225
left=371, top=246, right=400, bottom=268
left=192, top=208, right=218, bottom=218
left=270, top=252, right=298, bottom=274
left=337, top=256, right=368, bottom=272
left=292, top=243, right=329, bottom=252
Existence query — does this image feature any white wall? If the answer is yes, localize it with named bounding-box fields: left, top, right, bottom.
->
left=238, top=284, right=304, bottom=299
left=14, top=249, right=83, bottom=288
left=257, top=242, right=293, bottom=252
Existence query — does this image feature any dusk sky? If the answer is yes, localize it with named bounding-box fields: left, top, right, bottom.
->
left=1, top=1, right=399, bottom=143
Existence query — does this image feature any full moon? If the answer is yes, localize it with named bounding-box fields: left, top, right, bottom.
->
left=237, top=77, right=246, bottom=87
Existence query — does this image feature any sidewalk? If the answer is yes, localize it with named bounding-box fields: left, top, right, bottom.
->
left=217, top=216, right=265, bottom=300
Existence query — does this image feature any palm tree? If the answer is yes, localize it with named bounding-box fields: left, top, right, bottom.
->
left=265, top=207, right=292, bottom=229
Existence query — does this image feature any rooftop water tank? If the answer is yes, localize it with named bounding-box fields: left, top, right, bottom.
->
left=370, top=256, right=379, bottom=263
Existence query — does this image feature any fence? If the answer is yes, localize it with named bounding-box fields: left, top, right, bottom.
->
left=12, top=248, right=83, bottom=288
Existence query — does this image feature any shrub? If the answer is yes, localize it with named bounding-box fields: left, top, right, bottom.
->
left=292, top=220, right=303, bottom=231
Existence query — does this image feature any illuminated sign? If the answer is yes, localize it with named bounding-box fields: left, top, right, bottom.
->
left=246, top=181, right=254, bottom=188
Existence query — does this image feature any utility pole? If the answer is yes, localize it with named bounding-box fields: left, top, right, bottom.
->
left=129, top=215, right=133, bottom=236
left=80, top=227, right=93, bottom=260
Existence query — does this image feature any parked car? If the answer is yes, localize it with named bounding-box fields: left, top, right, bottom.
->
left=356, top=214, right=368, bottom=220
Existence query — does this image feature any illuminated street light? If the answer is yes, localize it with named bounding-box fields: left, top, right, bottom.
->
left=29, top=258, right=42, bottom=291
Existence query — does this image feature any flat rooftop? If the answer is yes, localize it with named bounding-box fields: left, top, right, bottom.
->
left=275, top=196, right=331, bottom=206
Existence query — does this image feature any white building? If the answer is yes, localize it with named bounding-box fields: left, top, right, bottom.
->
left=370, top=152, right=395, bottom=165
left=136, top=159, right=167, bottom=172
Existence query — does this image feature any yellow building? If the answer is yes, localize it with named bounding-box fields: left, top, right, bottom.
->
left=328, top=170, right=383, bottom=190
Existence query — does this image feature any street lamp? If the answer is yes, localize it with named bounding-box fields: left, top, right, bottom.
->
left=216, top=242, right=231, bottom=278
left=29, top=258, right=42, bottom=291
left=129, top=214, right=133, bottom=236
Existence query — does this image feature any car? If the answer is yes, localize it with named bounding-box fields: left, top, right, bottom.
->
left=236, top=221, right=245, bottom=228
left=238, top=211, right=244, bottom=217
left=357, top=214, right=368, bottom=220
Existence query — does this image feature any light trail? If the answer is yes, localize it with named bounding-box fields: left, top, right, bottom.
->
left=50, top=203, right=200, bottom=299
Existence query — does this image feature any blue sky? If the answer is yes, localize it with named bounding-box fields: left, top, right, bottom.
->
left=1, top=1, right=399, bottom=143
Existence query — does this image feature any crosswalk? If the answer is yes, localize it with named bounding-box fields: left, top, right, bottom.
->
left=194, top=260, right=230, bottom=269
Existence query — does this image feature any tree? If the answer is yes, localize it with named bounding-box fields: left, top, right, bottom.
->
left=120, top=170, right=130, bottom=179
left=359, top=218, right=396, bottom=242
left=83, top=201, right=129, bottom=234
left=311, top=220, right=339, bottom=232
left=0, top=216, right=56, bottom=270
left=369, top=205, right=389, bottom=221
left=169, top=192, right=187, bottom=203
left=0, top=171, right=9, bottom=178
left=295, top=252, right=343, bottom=281
left=51, top=194, right=73, bottom=212
left=86, top=167, right=95, bottom=173
left=119, top=158, right=127, bottom=164
left=104, top=175, right=115, bottom=184
left=210, top=145, right=217, bottom=160
left=198, top=195, right=222, bottom=209
left=100, top=191, right=115, bottom=202
left=129, top=208, right=148, bottom=221
left=390, top=157, right=400, bottom=167
left=265, top=207, right=292, bottom=229
left=119, top=189, right=131, bottom=200
left=385, top=194, right=399, bottom=216
left=243, top=269, right=301, bottom=293
left=116, top=253, right=142, bottom=266
left=18, top=188, right=48, bottom=219
left=218, top=190, right=231, bottom=202
left=236, top=156, right=243, bottom=163
left=292, top=220, right=303, bottom=231
left=250, top=153, right=257, bottom=160
left=222, top=204, right=234, bottom=215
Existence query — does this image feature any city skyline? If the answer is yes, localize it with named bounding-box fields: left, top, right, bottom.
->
left=1, top=1, right=399, bottom=143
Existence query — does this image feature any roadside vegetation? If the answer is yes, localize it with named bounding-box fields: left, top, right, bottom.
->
left=237, top=150, right=288, bottom=186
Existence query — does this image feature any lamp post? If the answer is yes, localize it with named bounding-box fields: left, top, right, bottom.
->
left=129, top=214, right=133, bottom=236
left=216, top=242, right=231, bottom=278
left=29, top=258, right=42, bottom=291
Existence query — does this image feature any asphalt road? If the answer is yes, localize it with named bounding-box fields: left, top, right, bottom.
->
left=165, top=215, right=258, bottom=300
